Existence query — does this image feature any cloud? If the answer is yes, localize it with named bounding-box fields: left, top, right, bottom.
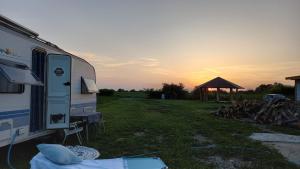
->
left=103, top=61, right=137, bottom=68
left=139, top=57, right=160, bottom=67
left=70, top=50, right=162, bottom=69
left=69, top=51, right=115, bottom=68
left=143, top=67, right=173, bottom=76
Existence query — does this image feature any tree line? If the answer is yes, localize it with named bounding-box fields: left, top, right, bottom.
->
left=98, top=82, right=295, bottom=100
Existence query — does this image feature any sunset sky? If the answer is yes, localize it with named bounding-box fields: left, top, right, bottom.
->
left=1, top=0, right=300, bottom=90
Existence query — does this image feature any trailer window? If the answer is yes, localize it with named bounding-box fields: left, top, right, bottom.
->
left=81, top=77, right=98, bottom=94
left=0, top=64, right=43, bottom=86
left=0, top=71, right=24, bottom=93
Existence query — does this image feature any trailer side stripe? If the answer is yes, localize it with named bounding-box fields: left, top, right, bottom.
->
left=71, top=102, right=97, bottom=108
left=0, top=109, right=30, bottom=120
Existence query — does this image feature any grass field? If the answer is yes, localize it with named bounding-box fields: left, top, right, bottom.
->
left=1, top=92, right=300, bottom=169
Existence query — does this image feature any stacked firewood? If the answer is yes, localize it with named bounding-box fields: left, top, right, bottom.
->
left=214, top=99, right=298, bottom=126
left=254, top=98, right=297, bottom=125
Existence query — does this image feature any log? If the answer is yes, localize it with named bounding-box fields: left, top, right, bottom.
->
left=214, top=99, right=298, bottom=126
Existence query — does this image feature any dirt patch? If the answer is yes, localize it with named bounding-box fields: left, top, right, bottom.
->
left=192, top=134, right=216, bottom=149
left=116, top=137, right=126, bottom=142
left=134, top=132, right=145, bottom=137
left=193, top=134, right=211, bottom=144
left=201, top=156, right=252, bottom=169
left=156, top=135, right=163, bottom=143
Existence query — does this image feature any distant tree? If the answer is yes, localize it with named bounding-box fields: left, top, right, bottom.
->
left=255, top=83, right=294, bottom=96
left=269, top=83, right=294, bottom=96
left=255, top=84, right=273, bottom=93
left=238, top=89, right=255, bottom=94
left=191, top=86, right=201, bottom=99
left=117, top=88, right=126, bottom=92
left=98, top=89, right=115, bottom=96
left=162, top=83, right=188, bottom=99
left=145, top=88, right=163, bottom=99
left=130, top=89, right=136, bottom=92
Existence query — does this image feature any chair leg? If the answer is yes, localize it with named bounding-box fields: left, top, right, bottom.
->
left=62, top=122, right=84, bottom=145
left=74, top=125, right=83, bottom=145
left=76, top=132, right=82, bottom=145
left=85, top=124, right=89, bottom=143
left=62, top=130, right=67, bottom=145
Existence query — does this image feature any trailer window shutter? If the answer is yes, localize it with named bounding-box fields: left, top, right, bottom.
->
left=81, top=77, right=98, bottom=94
left=0, top=71, right=24, bottom=93
left=0, top=63, right=43, bottom=86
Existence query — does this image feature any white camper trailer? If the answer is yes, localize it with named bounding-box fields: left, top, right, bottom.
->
left=0, top=15, right=98, bottom=147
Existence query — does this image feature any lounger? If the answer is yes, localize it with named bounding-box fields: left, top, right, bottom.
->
left=30, top=153, right=168, bottom=169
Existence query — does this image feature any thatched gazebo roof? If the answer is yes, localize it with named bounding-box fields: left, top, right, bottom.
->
left=198, top=77, right=244, bottom=89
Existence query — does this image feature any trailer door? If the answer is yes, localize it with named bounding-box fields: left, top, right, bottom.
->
left=46, top=54, right=71, bottom=129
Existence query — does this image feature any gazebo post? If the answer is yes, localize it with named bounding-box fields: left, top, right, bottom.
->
left=199, top=87, right=203, bottom=101
left=230, top=88, right=233, bottom=101
left=205, top=88, right=208, bottom=101
left=216, top=88, right=220, bottom=102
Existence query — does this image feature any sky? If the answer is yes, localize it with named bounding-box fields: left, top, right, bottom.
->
left=1, top=0, right=300, bottom=90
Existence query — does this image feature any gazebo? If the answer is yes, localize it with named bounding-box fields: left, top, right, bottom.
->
left=198, top=77, right=244, bottom=102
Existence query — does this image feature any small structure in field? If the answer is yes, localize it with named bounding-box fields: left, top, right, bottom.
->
left=286, top=75, right=300, bottom=113
left=286, top=75, right=300, bottom=103
left=198, top=77, right=243, bottom=102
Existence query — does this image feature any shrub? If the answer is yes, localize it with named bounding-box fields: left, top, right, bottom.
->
left=117, top=88, right=127, bottom=92
left=162, top=83, right=188, bottom=99
left=98, top=89, right=115, bottom=96
left=145, top=88, right=163, bottom=99
left=255, top=83, right=294, bottom=97
left=191, top=86, right=201, bottom=99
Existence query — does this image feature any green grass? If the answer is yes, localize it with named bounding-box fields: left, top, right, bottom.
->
left=94, top=96, right=300, bottom=169
left=114, top=91, right=147, bottom=98
left=0, top=92, right=299, bottom=169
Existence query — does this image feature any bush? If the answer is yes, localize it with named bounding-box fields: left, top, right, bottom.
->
left=255, top=83, right=294, bottom=98
left=191, top=86, right=201, bottom=99
left=145, top=88, right=163, bottom=99
left=98, top=89, right=115, bottom=96
left=117, top=88, right=127, bottom=92
left=162, top=83, right=188, bottom=99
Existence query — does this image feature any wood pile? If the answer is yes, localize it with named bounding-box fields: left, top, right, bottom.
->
left=214, top=98, right=299, bottom=126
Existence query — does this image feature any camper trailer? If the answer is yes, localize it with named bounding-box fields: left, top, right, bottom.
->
left=0, top=15, right=98, bottom=147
